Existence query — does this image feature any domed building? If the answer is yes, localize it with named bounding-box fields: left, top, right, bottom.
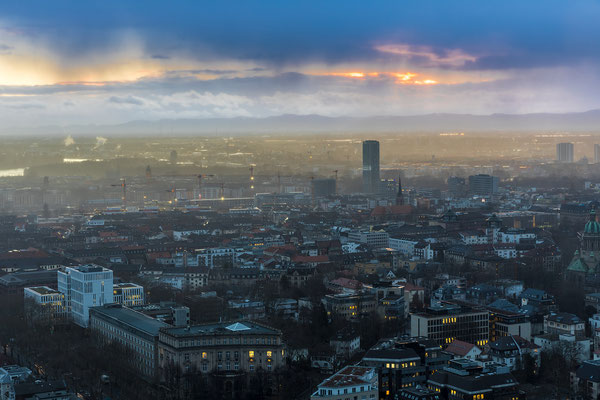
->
left=566, top=208, right=600, bottom=289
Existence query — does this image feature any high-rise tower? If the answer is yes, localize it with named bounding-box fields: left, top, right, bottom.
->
left=556, top=142, right=574, bottom=163
left=362, top=140, right=380, bottom=194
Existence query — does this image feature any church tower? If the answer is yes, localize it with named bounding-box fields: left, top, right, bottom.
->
left=396, top=176, right=404, bottom=206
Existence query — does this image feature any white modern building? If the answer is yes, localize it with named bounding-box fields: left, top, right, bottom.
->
left=113, top=282, right=145, bottom=307
left=58, top=264, right=113, bottom=328
left=347, top=230, right=389, bottom=248
left=23, top=286, right=67, bottom=322
left=311, top=365, right=378, bottom=400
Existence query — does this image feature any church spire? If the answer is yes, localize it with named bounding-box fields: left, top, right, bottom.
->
left=396, top=176, right=404, bottom=205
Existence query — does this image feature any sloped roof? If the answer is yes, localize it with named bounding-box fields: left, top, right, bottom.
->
left=445, top=340, right=480, bottom=356
left=567, top=256, right=589, bottom=273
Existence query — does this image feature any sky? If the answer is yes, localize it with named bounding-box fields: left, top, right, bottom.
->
left=1, top=1, right=600, bottom=128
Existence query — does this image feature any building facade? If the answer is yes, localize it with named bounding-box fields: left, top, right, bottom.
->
left=113, top=282, right=145, bottom=307
left=557, top=142, right=574, bottom=163
left=311, top=366, right=378, bottom=400
left=89, top=304, right=168, bottom=380
left=58, top=264, right=113, bottom=327
left=158, top=321, right=285, bottom=377
left=410, top=303, right=489, bottom=347
left=23, top=286, right=67, bottom=323
left=363, top=140, right=380, bottom=194
left=468, top=174, right=499, bottom=196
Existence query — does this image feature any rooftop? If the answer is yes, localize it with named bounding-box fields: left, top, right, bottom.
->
left=162, top=320, right=280, bottom=337
left=318, top=366, right=376, bottom=389
left=25, top=286, right=59, bottom=295
left=90, top=304, right=168, bottom=336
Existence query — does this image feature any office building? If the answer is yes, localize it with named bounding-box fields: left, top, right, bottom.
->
left=362, top=347, right=425, bottom=395
left=447, top=176, right=466, bottom=197
left=323, top=293, right=377, bottom=320
left=311, top=366, right=378, bottom=400
left=468, top=174, right=499, bottom=196
left=363, top=140, right=380, bottom=193
left=158, top=321, right=285, bottom=375
left=113, top=282, right=145, bottom=307
left=595, top=144, right=600, bottom=164
left=557, top=142, right=574, bottom=163
left=348, top=230, right=389, bottom=248
left=428, top=359, right=519, bottom=399
left=89, top=304, right=169, bottom=379
left=360, top=338, right=450, bottom=399
left=410, top=302, right=489, bottom=346
left=23, top=286, right=67, bottom=323
left=312, top=178, right=336, bottom=197
left=58, top=264, right=113, bottom=328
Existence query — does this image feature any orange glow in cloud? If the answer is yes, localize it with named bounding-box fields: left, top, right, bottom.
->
left=319, top=71, right=439, bottom=85
left=328, top=72, right=366, bottom=78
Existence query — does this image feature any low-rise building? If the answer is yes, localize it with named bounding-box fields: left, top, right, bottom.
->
left=158, top=321, right=285, bottom=375
left=330, top=328, right=361, bottom=359
left=23, top=286, right=67, bottom=323
left=572, top=359, right=600, bottom=400
left=398, top=387, right=441, bottom=400
left=348, top=230, right=389, bottom=248
left=113, top=282, right=145, bottom=306
left=89, top=304, right=169, bottom=380
left=544, top=312, right=585, bottom=337
left=410, top=302, right=489, bottom=347
left=323, top=293, right=377, bottom=320
left=488, top=335, right=540, bottom=371
left=444, top=340, right=481, bottom=360
left=311, top=365, right=378, bottom=400
left=534, top=333, right=591, bottom=363
left=428, top=359, right=519, bottom=400
left=361, top=347, right=425, bottom=397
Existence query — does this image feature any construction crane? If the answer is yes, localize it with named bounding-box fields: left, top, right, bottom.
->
left=333, top=170, right=339, bottom=194
left=277, top=170, right=281, bottom=193
left=310, top=175, right=315, bottom=207
left=197, top=174, right=215, bottom=199
left=111, top=178, right=127, bottom=209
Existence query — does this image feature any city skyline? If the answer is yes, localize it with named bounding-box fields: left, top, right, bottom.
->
left=1, top=1, right=600, bottom=128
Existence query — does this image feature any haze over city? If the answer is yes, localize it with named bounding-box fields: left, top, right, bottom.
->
left=3, top=2, right=600, bottom=400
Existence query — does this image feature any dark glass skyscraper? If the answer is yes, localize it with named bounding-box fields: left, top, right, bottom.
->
left=362, top=140, right=380, bottom=193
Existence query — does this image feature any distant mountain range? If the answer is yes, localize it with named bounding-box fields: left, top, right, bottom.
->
left=7, top=110, right=600, bottom=136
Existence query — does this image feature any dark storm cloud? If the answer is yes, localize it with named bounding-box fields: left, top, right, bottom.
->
left=1, top=1, right=599, bottom=70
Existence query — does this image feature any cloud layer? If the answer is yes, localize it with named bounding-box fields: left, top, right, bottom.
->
left=0, top=1, right=600, bottom=129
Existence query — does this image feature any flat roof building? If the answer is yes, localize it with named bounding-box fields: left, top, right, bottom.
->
left=58, top=264, right=113, bottom=328
left=89, top=304, right=169, bottom=380
left=311, top=365, right=378, bottom=400
left=113, top=282, right=145, bottom=307
left=363, top=140, right=380, bottom=194
left=158, top=321, right=285, bottom=377
left=410, top=302, right=489, bottom=347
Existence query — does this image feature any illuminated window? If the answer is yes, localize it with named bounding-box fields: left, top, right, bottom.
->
left=202, top=352, right=207, bottom=359
left=266, top=351, right=272, bottom=357
left=249, top=351, right=254, bottom=358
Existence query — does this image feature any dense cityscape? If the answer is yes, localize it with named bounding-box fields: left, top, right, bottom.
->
left=0, top=134, right=600, bottom=399
left=4, top=1, right=600, bottom=399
